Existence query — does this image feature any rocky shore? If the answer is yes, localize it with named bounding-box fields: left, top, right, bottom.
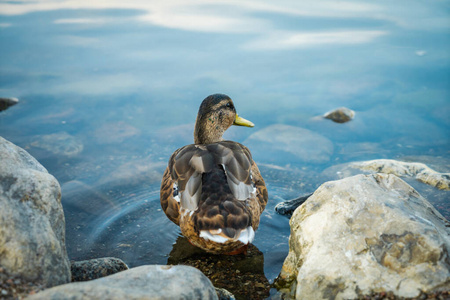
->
left=1, top=136, right=449, bottom=299
left=276, top=173, right=449, bottom=299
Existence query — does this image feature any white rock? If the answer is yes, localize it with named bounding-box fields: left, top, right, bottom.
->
left=324, top=159, right=450, bottom=191
left=0, top=137, right=71, bottom=287
left=349, top=159, right=450, bottom=190
left=28, top=265, right=219, bottom=300
left=279, top=173, right=450, bottom=299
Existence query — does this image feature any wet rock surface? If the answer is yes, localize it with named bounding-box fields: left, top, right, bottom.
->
left=278, top=173, right=450, bottom=300
left=0, top=137, right=71, bottom=293
left=323, top=107, right=355, bottom=123
left=0, top=267, right=44, bottom=300
left=275, top=193, right=312, bottom=217
left=322, top=158, right=450, bottom=220
left=244, top=124, right=334, bottom=164
left=215, top=287, right=236, bottom=300
left=70, top=257, right=128, bottom=282
left=349, top=159, right=450, bottom=190
left=27, top=265, right=219, bottom=300
left=168, top=236, right=270, bottom=300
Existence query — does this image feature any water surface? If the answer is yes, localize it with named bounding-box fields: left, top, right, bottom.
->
left=1, top=0, right=449, bottom=293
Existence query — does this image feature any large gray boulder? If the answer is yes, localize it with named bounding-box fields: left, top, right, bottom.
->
left=28, top=265, right=219, bottom=300
left=278, top=173, right=450, bottom=299
left=0, top=137, right=71, bottom=288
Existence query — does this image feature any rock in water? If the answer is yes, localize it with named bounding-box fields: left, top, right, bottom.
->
left=71, top=257, right=129, bottom=282
left=350, top=159, right=450, bottom=190
left=323, top=107, right=355, bottom=123
left=30, top=132, right=83, bottom=157
left=0, top=137, right=71, bottom=289
left=28, top=265, right=219, bottom=300
left=0, top=97, right=19, bottom=112
left=275, top=194, right=313, bottom=217
left=278, top=173, right=450, bottom=299
left=244, top=124, right=334, bottom=164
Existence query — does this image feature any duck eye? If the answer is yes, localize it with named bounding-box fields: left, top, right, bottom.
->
left=226, top=102, right=234, bottom=109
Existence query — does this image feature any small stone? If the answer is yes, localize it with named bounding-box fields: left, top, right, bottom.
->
left=216, top=287, right=236, bottom=300
left=275, top=193, right=312, bottom=216
left=323, top=107, right=355, bottom=123
left=0, top=97, right=19, bottom=112
left=71, top=257, right=129, bottom=282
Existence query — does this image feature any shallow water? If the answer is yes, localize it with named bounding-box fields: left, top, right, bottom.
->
left=1, top=0, right=449, bottom=293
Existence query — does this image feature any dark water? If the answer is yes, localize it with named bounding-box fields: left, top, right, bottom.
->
left=1, top=0, right=449, bottom=292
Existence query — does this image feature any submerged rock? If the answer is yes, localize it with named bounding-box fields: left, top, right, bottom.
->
left=94, top=121, right=140, bottom=144
left=323, top=107, right=355, bottom=123
left=278, top=174, right=450, bottom=299
left=0, top=137, right=71, bottom=293
left=30, top=132, right=83, bottom=156
left=28, top=265, right=219, bottom=300
left=244, top=124, right=334, bottom=164
left=0, top=97, right=19, bottom=112
left=71, top=257, right=128, bottom=282
left=97, top=157, right=165, bottom=188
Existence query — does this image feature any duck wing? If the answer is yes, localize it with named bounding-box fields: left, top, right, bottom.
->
left=160, top=141, right=266, bottom=242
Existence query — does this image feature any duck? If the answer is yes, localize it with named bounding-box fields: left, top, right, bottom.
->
left=160, top=94, right=268, bottom=254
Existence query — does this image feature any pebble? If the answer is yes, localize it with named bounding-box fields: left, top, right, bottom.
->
left=324, top=107, right=355, bottom=123
left=0, top=97, right=19, bottom=112
left=71, top=257, right=129, bottom=282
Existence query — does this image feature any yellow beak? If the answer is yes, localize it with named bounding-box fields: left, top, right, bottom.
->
left=233, top=114, right=254, bottom=127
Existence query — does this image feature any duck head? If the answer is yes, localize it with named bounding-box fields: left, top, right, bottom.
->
left=194, top=94, right=254, bottom=144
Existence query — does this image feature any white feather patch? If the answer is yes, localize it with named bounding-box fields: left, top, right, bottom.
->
left=174, top=194, right=181, bottom=203
left=237, top=226, right=255, bottom=244
left=173, top=183, right=180, bottom=203
left=199, top=226, right=255, bottom=244
left=199, top=230, right=229, bottom=243
left=181, top=172, right=201, bottom=211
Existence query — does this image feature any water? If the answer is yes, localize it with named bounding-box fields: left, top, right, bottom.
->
left=1, top=0, right=449, bottom=294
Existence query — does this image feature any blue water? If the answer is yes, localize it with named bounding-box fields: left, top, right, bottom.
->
left=1, top=0, right=449, bottom=290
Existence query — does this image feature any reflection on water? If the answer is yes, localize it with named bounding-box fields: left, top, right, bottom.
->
left=168, top=237, right=271, bottom=300
left=1, top=0, right=449, bottom=295
left=63, top=182, right=176, bottom=267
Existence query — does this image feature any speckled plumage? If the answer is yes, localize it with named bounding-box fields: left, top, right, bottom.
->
left=160, top=94, right=268, bottom=254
